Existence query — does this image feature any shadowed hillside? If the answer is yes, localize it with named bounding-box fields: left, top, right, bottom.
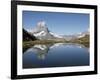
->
left=23, top=28, right=37, bottom=41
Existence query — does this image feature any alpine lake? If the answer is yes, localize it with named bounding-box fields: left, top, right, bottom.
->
left=23, top=41, right=89, bottom=69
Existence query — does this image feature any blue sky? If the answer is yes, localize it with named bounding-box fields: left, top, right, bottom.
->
left=23, top=11, right=89, bottom=35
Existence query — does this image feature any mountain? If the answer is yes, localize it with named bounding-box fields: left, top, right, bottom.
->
left=79, top=34, right=89, bottom=40
left=77, top=34, right=89, bottom=43
left=23, top=28, right=37, bottom=41
left=63, top=28, right=89, bottom=41
left=76, top=31, right=89, bottom=38
left=28, top=21, right=63, bottom=40
left=26, top=21, right=89, bottom=41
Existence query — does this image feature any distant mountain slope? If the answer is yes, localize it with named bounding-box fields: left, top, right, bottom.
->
left=78, top=35, right=89, bottom=43
left=61, top=31, right=89, bottom=41
left=23, top=28, right=37, bottom=41
left=71, top=34, right=89, bottom=44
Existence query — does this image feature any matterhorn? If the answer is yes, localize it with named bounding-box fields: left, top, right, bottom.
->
left=30, top=21, right=61, bottom=40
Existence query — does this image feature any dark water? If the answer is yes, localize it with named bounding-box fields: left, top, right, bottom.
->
left=23, top=43, right=89, bottom=69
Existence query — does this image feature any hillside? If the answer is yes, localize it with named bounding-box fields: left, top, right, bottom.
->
left=23, top=28, right=37, bottom=41
left=71, top=35, right=89, bottom=47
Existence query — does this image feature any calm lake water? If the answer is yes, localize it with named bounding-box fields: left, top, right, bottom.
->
left=23, top=43, right=89, bottom=69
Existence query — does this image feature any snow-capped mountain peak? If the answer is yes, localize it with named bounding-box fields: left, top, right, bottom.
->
left=32, top=21, right=49, bottom=34
left=26, top=21, right=63, bottom=40
left=37, top=21, right=46, bottom=27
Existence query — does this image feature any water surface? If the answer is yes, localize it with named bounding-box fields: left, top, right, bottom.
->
left=23, top=43, right=89, bottom=69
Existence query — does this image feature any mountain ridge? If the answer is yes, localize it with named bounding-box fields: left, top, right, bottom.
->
left=26, top=21, right=89, bottom=41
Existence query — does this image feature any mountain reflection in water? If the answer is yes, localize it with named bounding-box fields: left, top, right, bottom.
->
left=24, top=44, right=52, bottom=60
left=23, top=43, right=89, bottom=68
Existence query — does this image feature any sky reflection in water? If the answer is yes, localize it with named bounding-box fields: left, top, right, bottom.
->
left=23, top=43, right=89, bottom=69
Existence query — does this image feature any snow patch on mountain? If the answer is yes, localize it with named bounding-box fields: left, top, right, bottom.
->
left=34, top=31, right=46, bottom=37
left=50, top=32, right=63, bottom=38
left=77, top=33, right=86, bottom=38
left=76, top=31, right=89, bottom=38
